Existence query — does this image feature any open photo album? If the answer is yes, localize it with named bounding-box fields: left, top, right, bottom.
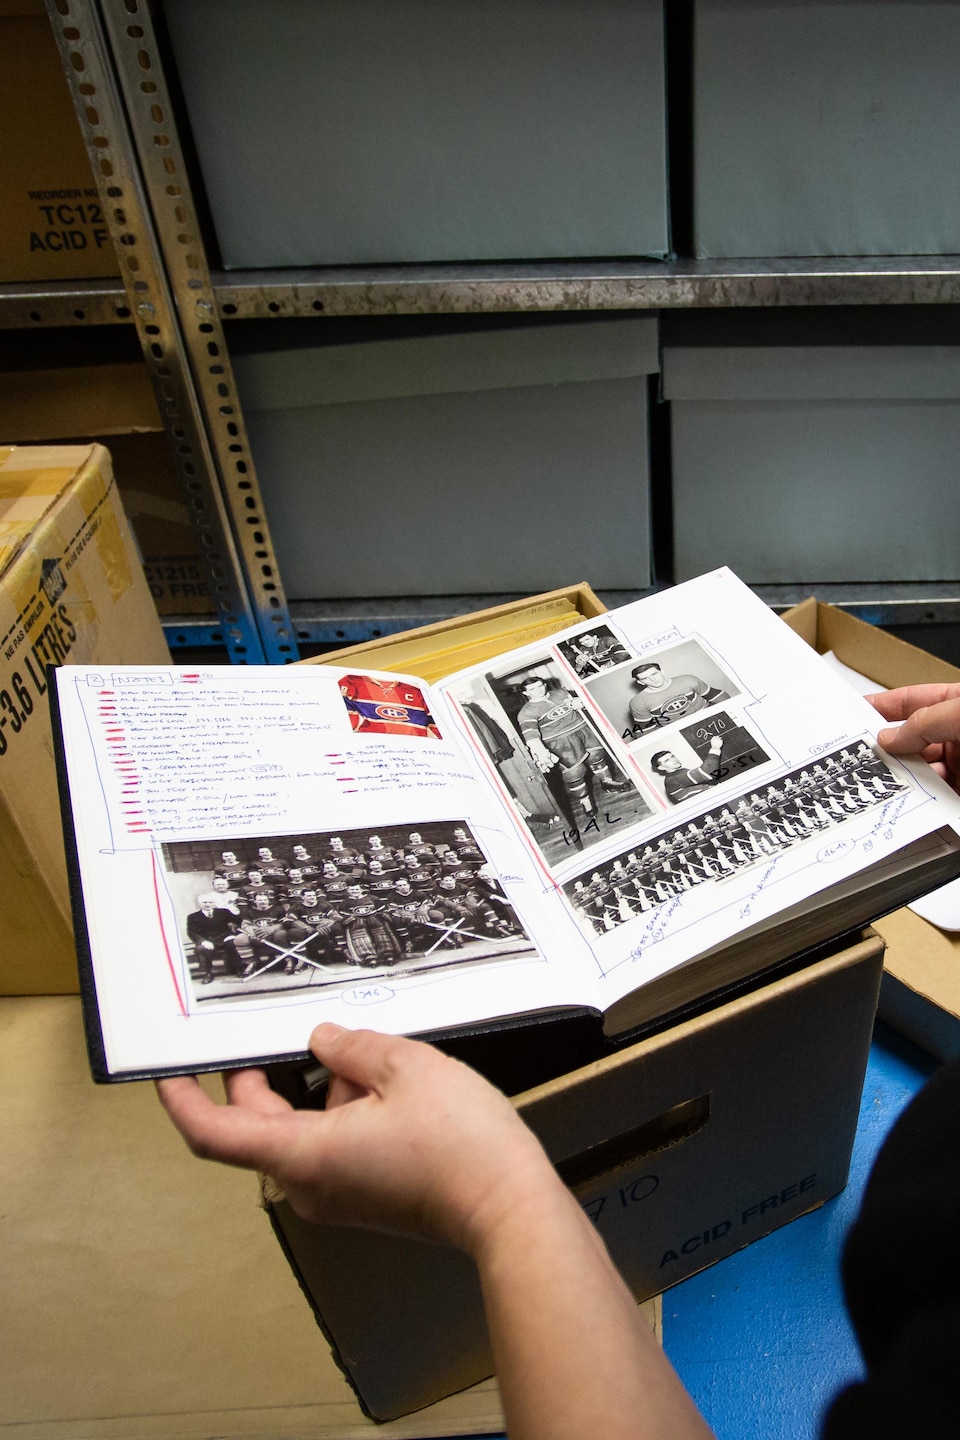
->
left=51, top=569, right=960, bottom=1080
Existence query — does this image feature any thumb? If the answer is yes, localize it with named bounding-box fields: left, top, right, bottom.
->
left=877, top=698, right=960, bottom=756
left=309, top=1024, right=405, bottom=1092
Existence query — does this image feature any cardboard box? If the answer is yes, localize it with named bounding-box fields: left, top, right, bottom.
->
left=284, top=590, right=881, bottom=1419
left=691, top=0, right=960, bottom=258
left=266, top=932, right=884, bottom=1421
left=0, top=0, right=119, bottom=282
left=0, top=344, right=213, bottom=616
left=163, top=0, right=669, bottom=267
left=231, top=315, right=658, bottom=598
left=0, top=444, right=169, bottom=994
left=662, top=311, right=960, bottom=584
left=781, top=598, right=960, bottom=1060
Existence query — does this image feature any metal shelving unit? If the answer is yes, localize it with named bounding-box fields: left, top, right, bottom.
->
left=5, top=2, right=955, bottom=656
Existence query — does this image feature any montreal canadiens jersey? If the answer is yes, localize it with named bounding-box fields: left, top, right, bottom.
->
left=517, top=687, right=587, bottom=746
left=628, top=674, right=721, bottom=730
left=339, top=674, right=441, bottom=739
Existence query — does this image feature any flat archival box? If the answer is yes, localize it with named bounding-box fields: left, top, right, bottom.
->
left=51, top=569, right=960, bottom=1081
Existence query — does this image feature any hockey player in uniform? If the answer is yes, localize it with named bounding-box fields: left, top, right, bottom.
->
left=565, top=629, right=631, bottom=677
left=365, top=858, right=399, bottom=900
left=234, top=890, right=284, bottom=976
left=628, top=662, right=729, bottom=734
left=451, top=827, right=484, bottom=866
left=327, top=835, right=366, bottom=878
left=366, top=835, right=401, bottom=873
left=386, top=878, right=435, bottom=953
left=435, top=873, right=512, bottom=941
left=240, top=868, right=277, bottom=912
left=255, top=847, right=288, bottom=885
left=650, top=734, right=725, bottom=805
left=334, top=883, right=402, bottom=969
left=402, top=852, right=438, bottom=896
left=404, top=831, right=439, bottom=867
left=517, top=675, right=631, bottom=818
left=215, top=850, right=248, bottom=886
left=280, top=868, right=311, bottom=907
left=291, top=889, right=339, bottom=967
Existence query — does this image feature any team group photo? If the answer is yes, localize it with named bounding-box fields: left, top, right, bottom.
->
left=159, top=820, right=536, bottom=1004
left=563, top=740, right=909, bottom=940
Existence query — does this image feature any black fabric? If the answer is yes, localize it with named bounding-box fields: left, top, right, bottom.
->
left=822, top=1055, right=960, bottom=1438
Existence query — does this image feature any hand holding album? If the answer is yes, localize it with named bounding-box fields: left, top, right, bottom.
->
left=158, top=1023, right=551, bottom=1254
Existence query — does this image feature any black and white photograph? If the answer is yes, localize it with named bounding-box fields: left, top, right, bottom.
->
left=449, top=656, right=653, bottom=866
left=563, top=741, right=909, bottom=939
left=635, top=710, right=771, bottom=807
left=585, top=639, right=740, bottom=742
left=159, top=821, right=536, bottom=1003
left=556, top=624, right=634, bottom=678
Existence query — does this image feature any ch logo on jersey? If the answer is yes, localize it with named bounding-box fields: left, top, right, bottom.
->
left=662, top=692, right=696, bottom=716
left=542, top=699, right=575, bottom=723
left=375, top=704, right=413, bottom=722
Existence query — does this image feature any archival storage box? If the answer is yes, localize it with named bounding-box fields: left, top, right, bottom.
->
left=163, top=0, right=669, bottom=268
left=691, top=0, right=960, bottom=258
left=266, top=932, right=884, bottom=1421
left=0, top=331, right=213, bottom=617
left=0, top=444, right=168, bottom=994
left=662, top=310, right=960, bottom=585
left=302, top=581, right=607, bottom=668
left=781, top=598, right=960, bottom=1063
left=231, top=315, right=658, bottom=598
left=0, top=0, right=119, bottom=282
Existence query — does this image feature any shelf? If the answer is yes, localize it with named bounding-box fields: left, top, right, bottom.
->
left=7, top=259, right=960, bottom=330
left=213, top=257, right=960, bottom=319
left=0, top=278, right=132, bottom=328
left=284, top=585, right=960, bottom=648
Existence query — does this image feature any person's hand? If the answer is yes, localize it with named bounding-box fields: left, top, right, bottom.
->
left=707, top=735, right=724, bottom=755
left=529, top=741, right=557, bottom=773
left=156, top=1025, right=555, bottom=1257
left=869, top=683, right=960, bottom=795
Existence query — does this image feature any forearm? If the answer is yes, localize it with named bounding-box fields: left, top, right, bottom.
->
left=473, top=1181, right=713, bottom=1440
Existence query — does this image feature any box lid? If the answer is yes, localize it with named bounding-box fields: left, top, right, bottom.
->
left=232, top=316, right=659, bottom=411
left=662, top=344, right=960, bottom=402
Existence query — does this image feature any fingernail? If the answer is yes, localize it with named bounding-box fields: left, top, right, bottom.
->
left=311, top=1022, right=345, bottom=1045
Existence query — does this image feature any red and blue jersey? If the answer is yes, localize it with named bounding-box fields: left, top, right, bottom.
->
left=339, top=674, right=441, bottom=739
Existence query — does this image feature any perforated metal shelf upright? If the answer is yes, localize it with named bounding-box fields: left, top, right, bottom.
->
left=33, top=0, right=299, bottom=663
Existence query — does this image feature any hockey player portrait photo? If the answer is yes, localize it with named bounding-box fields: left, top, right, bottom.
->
left=557, top=624, right=633, bottom=678
left=449, top=657, right=653, bottom=866
left=637, top=711, right=772, bottom=807
left=160, top=821, right=534, bottom=1004
left=585, top=638, right=740, bottom=742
